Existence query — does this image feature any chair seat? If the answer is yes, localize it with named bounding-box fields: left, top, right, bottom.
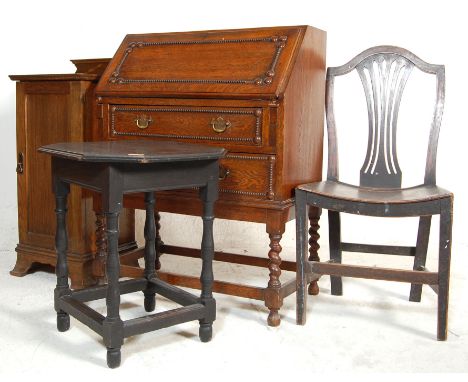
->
left=298, top=181, right=452, bottom=204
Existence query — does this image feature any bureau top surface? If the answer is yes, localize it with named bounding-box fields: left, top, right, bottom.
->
left=96, top=25, right=324, bottom=99
left=9, top=73, right=100, bottom=82
left=39, top=140, right=227, bottom=163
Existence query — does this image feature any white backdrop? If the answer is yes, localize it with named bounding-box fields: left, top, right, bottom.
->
left=0, top=0, right=466, bottom=265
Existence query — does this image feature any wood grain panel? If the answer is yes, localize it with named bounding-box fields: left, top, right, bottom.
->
left=27, top=91, right=69, bottom=239
left=96, top=26, right=305, bottom=98
left=280, top=26, right=326, bottom=199
left=219, top=154, right=275, bottom=200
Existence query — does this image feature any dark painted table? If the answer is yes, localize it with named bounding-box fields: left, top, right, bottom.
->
left=39, top=140, right=226, bottom=368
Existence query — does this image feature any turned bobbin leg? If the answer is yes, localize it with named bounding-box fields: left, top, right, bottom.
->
left=101, top=178, right=124, bottom=369
left=198, top=180, right=217, bottom=342
left=93, top=211, right=108, bottom=284
left=155, top=211, right=163, bottom=270
left=266, top=232, right=283, bottom=326
left=143, top=192, right=157, bottom=312
left=104, top=207, right=123, bottom=368
left=264, top=212, right=286, bottom=327
left=308, top=206, right=321, bottom=295
left=53, top=177, right=71, bottom=332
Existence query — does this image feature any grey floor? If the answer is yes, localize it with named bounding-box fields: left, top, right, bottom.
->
left=0, top=243, right=467, bottom=377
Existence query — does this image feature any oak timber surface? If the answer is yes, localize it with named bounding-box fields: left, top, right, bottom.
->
left=96, top=25, right=326, bottom=326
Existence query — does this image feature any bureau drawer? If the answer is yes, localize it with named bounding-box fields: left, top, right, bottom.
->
left=157, top=153, right=276, bottom=201
left=218, top=153, right=275, bottom=200
left=109, top=105, right=265, bottom=148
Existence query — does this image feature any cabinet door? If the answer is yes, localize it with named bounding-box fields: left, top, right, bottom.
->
left=16, top=81, right=91, bottom=254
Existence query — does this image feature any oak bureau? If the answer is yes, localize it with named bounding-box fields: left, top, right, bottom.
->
left=11, top=25, right=326, bottom=326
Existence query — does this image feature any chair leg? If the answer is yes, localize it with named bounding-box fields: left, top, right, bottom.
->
left=409, top=216, right=432, bottom=302
left=437, top=198, right=453, bottom=341
left=328, top=210, right=342, bottom=296
left=143, top=192, right=157, bottom=312
left=295, top=190, right=309, bottom=325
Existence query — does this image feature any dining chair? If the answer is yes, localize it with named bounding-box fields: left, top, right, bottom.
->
left=295, top=46, right=453, bottom=340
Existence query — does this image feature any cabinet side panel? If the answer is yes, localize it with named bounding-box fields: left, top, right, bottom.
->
left=16, top=83, right=27, bottom=244
left=280, top=26, right=326, bottom=199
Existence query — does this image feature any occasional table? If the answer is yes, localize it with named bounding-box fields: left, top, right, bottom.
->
left=39, top=140, right=226, bottom=368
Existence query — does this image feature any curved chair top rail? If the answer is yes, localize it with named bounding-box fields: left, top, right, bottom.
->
left=328, top=45, right=444, bottom=77
left=326, top=45, right=445, bottom=187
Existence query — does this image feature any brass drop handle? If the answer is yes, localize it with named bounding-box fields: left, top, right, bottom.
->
left=211, top=116, right=231, bottom=133
left=16, top=152, right=24, bottom=174
left=135, top=115, right=153, bottom=129
left=219, top=166, right=230, bottom=181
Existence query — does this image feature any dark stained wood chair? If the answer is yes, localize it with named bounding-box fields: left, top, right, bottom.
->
left=295, top=46, right=453, bottom=340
